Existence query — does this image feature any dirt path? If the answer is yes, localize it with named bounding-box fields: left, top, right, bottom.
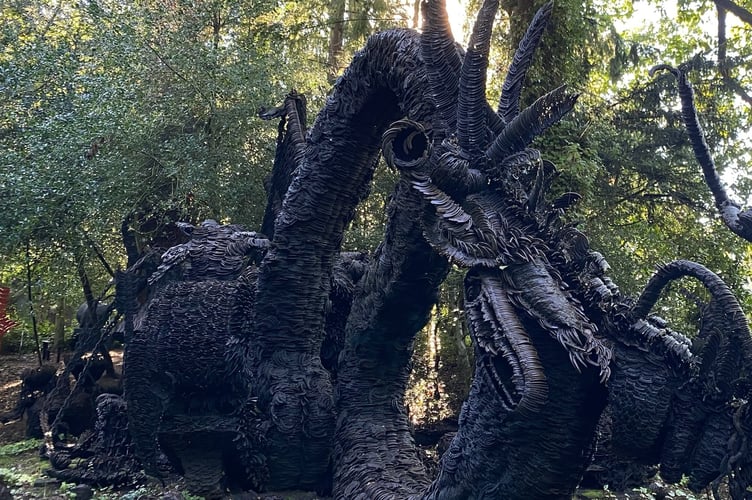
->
left=0, top=352, right=39, bottom=444
left=0, top=350, right=125, bottom=443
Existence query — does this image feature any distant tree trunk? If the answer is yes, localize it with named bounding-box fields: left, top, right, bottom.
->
left=75, top=255, right=97, bottom=325
left=26, top=242, right=42, bottom=366
left=327, top=0, right=347, bottom=84
left=437, top=284, right=472, bottom=417
left=501, top=0, right=537, bottom=50
left=121, top=214, right=140, bottom=269
left=53, top=297, right=66, bottom=360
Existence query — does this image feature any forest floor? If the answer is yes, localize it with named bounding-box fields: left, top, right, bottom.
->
left=1, top=351, right=54, bottom=443
left=0, top=352, right=724, bottom=499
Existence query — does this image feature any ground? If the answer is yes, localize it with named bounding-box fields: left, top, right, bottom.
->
left=0, top=351, right=45, bottom=444
left=0, top=352, right=724, bottom=499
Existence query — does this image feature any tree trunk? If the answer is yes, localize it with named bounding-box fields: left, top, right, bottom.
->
left=327, top=0, right=347, bottom=84
left=53, top=297, right=66, bottom=361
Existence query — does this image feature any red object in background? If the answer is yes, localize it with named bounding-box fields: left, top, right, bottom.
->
left=0, top=286, right=19, bottom=352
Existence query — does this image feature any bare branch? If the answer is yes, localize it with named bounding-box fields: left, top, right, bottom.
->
left=714, top=0, right=752, bottom=26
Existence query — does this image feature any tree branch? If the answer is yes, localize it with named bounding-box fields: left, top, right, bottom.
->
left=82, top=231, right=115, bottom=277
left=714, top=0, right=752, bottom=26
left=716, top=3, right=752, bottom=106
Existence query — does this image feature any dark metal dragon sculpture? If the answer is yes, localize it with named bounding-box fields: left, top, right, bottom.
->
left=43, top=0, right=752, bottom=498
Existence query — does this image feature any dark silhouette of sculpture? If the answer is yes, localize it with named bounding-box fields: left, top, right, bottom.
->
left=122, top=224, right=263, bottom=497
left=651, top=63, right=752, bottom=242
left=1, top=348, right=119, bottom=440
left=0, top=365, right=57, bottom=437
left=46, top=394, right=146, bottom=487
left=70, top=301, right=116, bottom=374
left=44, top=0, right=752, bottom=498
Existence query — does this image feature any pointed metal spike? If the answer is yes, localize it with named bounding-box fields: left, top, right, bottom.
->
left=422, top=0, right=462, bottom=138
left=498, top=1, right=554, bottom=122
left=486, top=85, right=578, bottom=162
left=457, top=0, right=499, bottom=156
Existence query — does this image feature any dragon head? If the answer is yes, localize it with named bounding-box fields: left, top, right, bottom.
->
left=383, top=0, right=610, bottom=416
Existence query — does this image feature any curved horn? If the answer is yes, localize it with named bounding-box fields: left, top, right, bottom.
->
left=498, top=1, right=553, bottom=122
left=633, top=260, right=752, bottom=376
left=486, top=85, right=577, bottom=162
left=457, top=0, right=499, bottom=156
left=634, top=260, right=752, bottom=384
left=633, top=260, right=747, bottom=328
left=421, top=0, right=462, bottom=139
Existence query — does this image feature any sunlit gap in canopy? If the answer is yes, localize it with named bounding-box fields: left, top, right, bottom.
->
left=415, top=0, right=468, bottom=44
left=445, top=0, right=468, bottom=45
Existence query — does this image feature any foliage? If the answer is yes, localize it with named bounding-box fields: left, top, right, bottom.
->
left=0, top=441, right=217, bottom=499
left=571, top=4, right=752, bottom=331
left=0, top=0, right=314, bottom=324
left=0, top=0, right=420, bottom=327
left=0, top=467, right=37, bottom=488
left=407, top=269, right=472, bottom=424
left=0, top=439, right=41, bottom=457
left=0, top=443, right=46, bottom=491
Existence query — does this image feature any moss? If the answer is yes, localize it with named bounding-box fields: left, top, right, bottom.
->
left=0, top=438, right=41, bottom=457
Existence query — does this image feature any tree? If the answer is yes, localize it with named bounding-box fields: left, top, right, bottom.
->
left=0, top=0, right=332, bottom=337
